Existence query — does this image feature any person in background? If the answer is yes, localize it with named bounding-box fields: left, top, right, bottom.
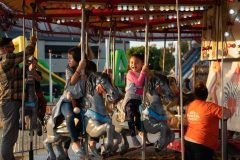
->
left=183, top=78, right=192, bottom=93
left=53, top=88, right=60, bottom=103
left=184, top=81, right=231, bottom=160
left=0, top=36, right=37, bottom=160
left=29, top=57, right=47, bottom=125
left=123, top=53, right=148, bottom=147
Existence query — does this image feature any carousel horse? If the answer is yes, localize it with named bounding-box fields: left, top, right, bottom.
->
left=44, top=100, right=86, bottom=160
left=165, top=76, right=194, bottom=128
left=112, top=74, right=175, bottom=154
left=43, top=72, right=121, bottom=160
left=85, top=72, right=122, bottom=155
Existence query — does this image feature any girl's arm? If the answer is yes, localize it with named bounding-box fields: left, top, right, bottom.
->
left=69, top=59, right=86, bottom=85
left=127, top=70, right=146, bottom=86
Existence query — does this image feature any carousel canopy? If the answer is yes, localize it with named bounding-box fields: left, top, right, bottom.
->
left=0, top=0, right=218, bottom=41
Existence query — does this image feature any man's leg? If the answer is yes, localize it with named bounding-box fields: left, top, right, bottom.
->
left=0, top=101, right=20, bottom=160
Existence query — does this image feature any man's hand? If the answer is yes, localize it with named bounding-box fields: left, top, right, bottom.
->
left=28, top=64, right=33, bottom=71
left=30, top=36, right=37, bottom=47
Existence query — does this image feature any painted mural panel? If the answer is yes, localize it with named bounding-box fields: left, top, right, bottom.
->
left=206, top=61, right=240, bottom=131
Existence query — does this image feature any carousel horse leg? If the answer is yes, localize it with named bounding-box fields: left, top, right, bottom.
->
left=55, top=140, right=69, bottom=160
left=119, top=132, right=129, bottom=155
left=88, top=139, right=102, bottom=159
left=139, top=131, right=151, bottom=144
left=44, top=118, right=61, bottom=160
left=45, top=142, right=57, bottom=160
left=86, top=120, right=114, bottom=152
left=112, top=131, right=121, bottom=153
left=154, top=123, right=170, bottom=152
left=166, top=127, right=175, bottom=145
left=104, top=123, right=114, bottom=152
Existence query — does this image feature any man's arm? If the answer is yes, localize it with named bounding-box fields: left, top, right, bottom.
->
left=14, top=36, right=37, bottom=64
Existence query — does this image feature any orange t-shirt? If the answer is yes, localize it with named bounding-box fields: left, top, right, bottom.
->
left=184, top=99, right=225, bottom=150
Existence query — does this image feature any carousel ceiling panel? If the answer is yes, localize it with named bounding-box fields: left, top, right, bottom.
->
left=0, top=0, right=218, bottom=40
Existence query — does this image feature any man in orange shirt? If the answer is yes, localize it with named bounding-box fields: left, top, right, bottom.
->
left=184, top=81, right=231, bottom=160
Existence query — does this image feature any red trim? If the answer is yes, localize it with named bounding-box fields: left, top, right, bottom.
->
left=38, top=0, right=217, bottom=5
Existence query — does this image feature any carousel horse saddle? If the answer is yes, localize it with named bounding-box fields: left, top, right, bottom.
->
left=142, top=108, right=167, bottom=122
left=85, top=109, right=111, bottom=124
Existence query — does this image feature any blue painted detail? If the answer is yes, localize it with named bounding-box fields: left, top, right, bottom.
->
left=25, top=100, right=38, bottom=108
left=85, top=109, right=111, bottom=123
left=142, top=107, right=167, bottom=121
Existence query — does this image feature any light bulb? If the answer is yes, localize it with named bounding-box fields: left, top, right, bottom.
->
left=71, top=4, right=76, bottom=10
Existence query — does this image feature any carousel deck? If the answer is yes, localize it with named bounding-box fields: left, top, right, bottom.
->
left=14, top=135, right=240, bottom=160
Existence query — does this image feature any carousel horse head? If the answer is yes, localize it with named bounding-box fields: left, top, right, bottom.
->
left=148, top=74, right=174, bottom=103
left=86, top=72, right=121, bottom=103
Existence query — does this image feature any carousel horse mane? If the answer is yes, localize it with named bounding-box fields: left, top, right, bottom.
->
left=148, top=73, right=174, bottom=104
left=148, top=73, right=169, bottom=93
left=86, top=72, right=111, bottom=96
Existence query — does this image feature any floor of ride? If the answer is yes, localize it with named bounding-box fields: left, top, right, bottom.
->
left=15, top=133, right=240, bottom=160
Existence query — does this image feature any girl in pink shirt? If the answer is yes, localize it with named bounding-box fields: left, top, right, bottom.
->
left=124, top=53, right=148, bottom=146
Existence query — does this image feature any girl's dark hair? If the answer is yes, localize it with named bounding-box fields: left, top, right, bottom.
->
left=194, top=81, right=208, bottom=101
left=68, top=47, right=82, bottom=63
left=130, top=53, right=144, bottom=62
left=67, top=47, right=82, bottom=72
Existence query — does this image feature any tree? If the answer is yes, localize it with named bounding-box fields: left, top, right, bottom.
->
left=181, top=41, right=189, bottom=55
left=126, top=46, right=175, bottom=74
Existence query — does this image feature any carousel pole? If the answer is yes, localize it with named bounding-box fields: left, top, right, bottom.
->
left=80, top=0, right=88, bottom=158
left=97, top=25, right=103, bottom=71
left=28, top=3, right=37, bottom=160
left=80, top=0, right=86, bottom=61
left=21, top=2, right=26, bottom=158
left=107, top=27, right=112, bottom=74
left=176, top=0, right=184, bottom=160
left=220, top=1, right=227, bottom=159
left=142, top=3, right=149, bottom=160
left=112, top=25, right=116, bottom=82
left=162, top=33, right=167, bottom=73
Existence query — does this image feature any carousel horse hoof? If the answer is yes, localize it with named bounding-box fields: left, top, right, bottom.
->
left=112, top=145, right=119, bottom=153
left=56, top=155, right=68, bottom=160
left=89, top=145, right=102, bottom=159
left=119, top=144, right=129, bottom=155
left=154, top=140, right=165, bottom=152
left=131, top=136, right=141, bottom=147
left=47, top=156, right=56, bottom=160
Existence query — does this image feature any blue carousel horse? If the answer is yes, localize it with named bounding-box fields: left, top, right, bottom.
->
left=112, top=73, right=175, bottom=154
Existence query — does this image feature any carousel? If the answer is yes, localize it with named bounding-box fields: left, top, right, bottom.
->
left=0, top=0, right=240, bottom=160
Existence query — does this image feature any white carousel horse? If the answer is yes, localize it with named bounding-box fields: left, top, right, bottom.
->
left=84, top=72, right=122, bottom=156
left=43, top=72, right=121, bottom=160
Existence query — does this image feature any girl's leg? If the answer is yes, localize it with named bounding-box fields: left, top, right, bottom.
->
left=125, top=100, right=141, bottom=147
left=60, top=102, right=79, bottom=142
left=125, top=100, right=136, bottom=137
left=134, top=100, right=142, bottom=132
